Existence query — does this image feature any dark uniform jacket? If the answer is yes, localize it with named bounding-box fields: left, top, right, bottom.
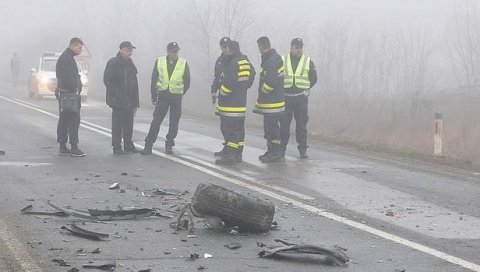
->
left=285, top=53, right=318, bottom=95
left=104, top=52, right=139, bottom=109
left=211, top=54, right=227, bottom=94
left=56, top=48, right=82, bottom=98
left=253, top=49, right=285, bottom=115
left=150, top=57, right=191, bottom=101
left=217, top=52, right=255, bottom=117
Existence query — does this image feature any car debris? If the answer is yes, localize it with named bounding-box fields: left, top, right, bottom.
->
left=258, top=239, right=350, bottom=266
left=88, top=208, right=155, bottom=220
left=52, top=258, right=70, bottom=267
left=61, top=224, right=109, bottom=241
left=67, top=268, right=79, bottom=272
left=138, top=269, right=152, bottom=272
left=225, top=243, right=241, bottom=249
left=109, top=182, right=120, bottom=189
left=92, top=248, right=101, bottom=254
left=197, top=265, right=207, bottom=270
left=82, top=260, right=116, bottom=270
left=48, top=201, right=98, bottom=220
left=0, top=150, right=5, bottom=156
left=121, top=172, right=128, bottom=176
left=21, top=204, right=68, bottom=217
left=189, top=253, right=200, bottom=260
left=204, top=253, right=213, bottom=259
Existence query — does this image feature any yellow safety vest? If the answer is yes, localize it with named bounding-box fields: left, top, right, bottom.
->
left=156, top=57, right=186, bottom=94
left=282, top=54, right=310, bottom=89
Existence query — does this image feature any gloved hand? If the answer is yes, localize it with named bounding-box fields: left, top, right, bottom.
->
left=211, top=93, right=217, bottom=104
left=151, top=95, right=158, bottom=105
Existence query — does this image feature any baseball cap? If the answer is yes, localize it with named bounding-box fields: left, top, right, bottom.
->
left=167, top=42, right=180, bottom=51
left=119, top=41, right=136, bottom=49
left=219, top=37, right=231, bottom=47
left=291, top=38, right=304, bottom=47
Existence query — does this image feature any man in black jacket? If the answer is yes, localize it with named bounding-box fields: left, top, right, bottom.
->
left=141, top=42, right=191, bottom=155
left=104, top=41, right=140, bottom=155
left=55, top=37, right=85, bottom=157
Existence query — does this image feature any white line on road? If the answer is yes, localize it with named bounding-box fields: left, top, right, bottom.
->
left=2, top=95, right=480, bottom=272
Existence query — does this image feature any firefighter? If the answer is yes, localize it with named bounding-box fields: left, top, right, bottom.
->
left=215, top=40, right=255, bottom=165
left=280, top=38, right=317, bottom=159
left=141, top=42, right=191, bottom=155
left=211, top=37, right=231, bottom=157
left=254, top=36, right=285, bottom=163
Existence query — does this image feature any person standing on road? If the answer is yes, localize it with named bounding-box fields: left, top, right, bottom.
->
left=211, top=37, right=231, bottom=157
left=10, top=53, right=20, bottom=87
left=280, top=38, right=317, bottom=159
left=103, top=41, right=140, bottom=155
left=215, top=40, right=255, bottom=165
left=55, top=38, right=85, bottom=157
left=141, top=42, right=191, bottom=155
left=254, top=36, right=285, bottom=163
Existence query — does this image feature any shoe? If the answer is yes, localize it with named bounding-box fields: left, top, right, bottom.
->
left=70, top=146, right=86, bottom=157
left=214, top=145, right=227, bottom=156
left=299, top=149, right=308, bottom=159
left=124, top=145, right=140, bottom=154
left=165, top=145, right=174, bottom=155
left=141, top=143, right=153, bottom=155
left=58, top=145, right=70, bottom=156
left=113, top=146, right=126, bottom=155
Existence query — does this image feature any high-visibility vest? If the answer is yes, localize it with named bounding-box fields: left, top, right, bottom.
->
left=156, top=57, right=186, bottom=94
left=282, top=54, right=310, bottom=89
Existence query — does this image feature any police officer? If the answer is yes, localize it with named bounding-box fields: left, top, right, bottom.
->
left=55, top=38, right=85, bottom=157
left=254, top=37, right=285, bottom=163
left=215, top=40, right=255, bottom=165
left=212, top=37, right=231, bottom=157
left=280, top=38, right=317, bottom=159
left=142, top=42, right=191, bottom=155
left=103, top=41, right=140, bottom=155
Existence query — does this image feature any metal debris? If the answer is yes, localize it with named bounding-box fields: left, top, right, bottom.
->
left=258, top=239, right=350, bottom=266
left=82, top=260, right=116, bottom=270
left=121, top=172, right=128, bottom=176
left=48, top=201, right=98, bottom=220
left=92, top=248, right=101, bottom=254
left=109, top=182, right=120, bottom=189
left=0, top=150, right=5, bottom=155
left=61, top=224, right=109, bottom=241
left=52, top=259, right=70, bottom=267
left=88, top=208, right=155, bottom=220
left=152, top=188, right=187, bottom=196
left=204, top=253, right=212, bottom=259
left=225, top=243, right=241, bottom=250
left=67, top=268, right=79, bottom=272
left=21, top=204, right=68, bottom=217
left=138, top=269, right=152, bottom=272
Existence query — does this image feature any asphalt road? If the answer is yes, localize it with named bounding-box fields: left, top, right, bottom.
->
left=0, top=83, right=479, bottom=272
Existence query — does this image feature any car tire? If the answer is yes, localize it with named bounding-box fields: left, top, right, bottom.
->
left=191, top=183, right=275, bottom=232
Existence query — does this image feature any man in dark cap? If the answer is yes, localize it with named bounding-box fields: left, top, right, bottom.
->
left=280, top=38, right=317, bottom=159
left=55, top=37, right=85, bottom=157
left=142, top=42, right=191, bottom=155
left=103, top=41, right=140, bottom=154
left=211, top=37, right=231, bottom=157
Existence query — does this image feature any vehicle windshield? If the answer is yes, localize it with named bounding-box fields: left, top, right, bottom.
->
left=41, top=59, right=57, bottom=72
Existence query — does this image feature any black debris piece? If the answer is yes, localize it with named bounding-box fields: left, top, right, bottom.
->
left=152, top=188, right=187, bottom=196
left=189, top=253, right=200, bottom=260
left=48, top=201, right=98, bottom=220
left=197, top=265, right=206, bottom=271
left=67, top=268, right=79, bottom=272
left=225, top=243, right=241, bottom=250
left=48, top=247, right=64, bottom=251
left=88, top=208, right=155, bottom=220
left=61, top=224, right=109, bottom=241
left=0, top=150, right=5, bottom=155
left=394, top=269, right=406, bottom=272
left=52, top=258, right=70, bottom=266
left=21, top=204, right=68, bottom=217
left=82, top=260, right=116, bottom=270
left=258, top=239, right=350, bottom=266
left=121, top=172, right=128, bottom=176
left=109, top=183, right=120, bottom=189
left=92, top=248, right=101, bottom=254
left=138, top=269, right=152, bottom=272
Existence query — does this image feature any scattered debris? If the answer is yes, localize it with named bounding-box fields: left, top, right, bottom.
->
left=152, top=188, right=187, bottom=196
left=48, top=201, right=98, bottom=220
left=138, top=269, right=152, bottom=272
left=270, top=221, right=280, bottom=231
left=61, top=224, right=109, bottom=241
left=189, top=253, right=200, bottom=260
left=48, top=247, right=64, bottom=251
left=92, top=248, right=101, bottom=254
left=187, top=235, right=197, bottom=239
left=109, top=182, right=120, bottom=189
left=121, top=172, right=128, bottom=176
left=88, top=208, right=155, bottom=220
left=225, top=243, right=241, bottom=250
left=67, top=268, right=79, bottom=272
left=52, top=259, right=70, bottom=267
left=0, top=150, right=5, bottom=156
left=394, top=269, right=406, bottom=272
left=229, top=229, right=239, bottom=236
left=119, top=189, right=126, bottom=193
left=191, top=183, right=275, bottom=232
left=258, top=239, right=350, bottom=266
left=204, top=253, right=213, bottom=259
left=386, top=211, right=394, bottom=217
left=21, top=204, right=68, bottom=217
left=82, top=260, right=116, bottom=270
left=197, top=265, right=206, bottom=270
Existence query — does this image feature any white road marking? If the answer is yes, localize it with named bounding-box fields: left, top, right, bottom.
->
left=0, top=162, right=50, bottom=166
left=2, top=95, right=480, bottom=271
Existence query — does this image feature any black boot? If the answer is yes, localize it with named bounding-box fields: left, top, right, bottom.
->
left=141, top=143, right=153, bottom=155
left=258, top=142, right=272, bottom=161
left=299, top=149, right=308, bottom=159
left=215, top=148, right=238, bottom=165
left=260, top=144, right=283, bottom=163
left=58, top=143, right=70, bottom=156
left=235, top=146, right=243, bottom=163
left=165, top=142, right=174, bottom=155
left=214, top=144, right=227, bottom=156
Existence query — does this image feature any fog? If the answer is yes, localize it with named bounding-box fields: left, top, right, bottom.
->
left=1, top=0, right=479, bottom=163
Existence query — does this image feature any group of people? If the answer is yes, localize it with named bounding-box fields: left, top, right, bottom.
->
left=54, top=36, right=317, bottom=165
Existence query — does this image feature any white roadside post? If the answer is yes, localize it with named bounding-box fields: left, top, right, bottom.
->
left=434, top=113, right=443, bottom=157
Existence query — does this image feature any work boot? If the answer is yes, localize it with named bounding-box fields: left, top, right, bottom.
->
left=235, top=146, right=243, bottom=163
left=124, top=143, right=140, bottom=154
left=214, top=144, right=227, bottom=156
left=141, top=143, right=153, bottom=155
left=113, top=145, right=125, bottom=155
left=258, top=143, right=272, bottom=161
left=165, top=142, right=174, bottom=155
left=299, top=149, right=308, bottom=159
left=215, top=148, right=238, bottom=165
left=58, top=143, right=70, bottom=156
left=70, top=144, right=86, bottom=157
left=260, top=144, right=283, bottom=163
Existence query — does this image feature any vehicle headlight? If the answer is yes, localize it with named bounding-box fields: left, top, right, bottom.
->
left=81, top=76, right=88, bottom=85
left=39, top=76, right=49, bottom=84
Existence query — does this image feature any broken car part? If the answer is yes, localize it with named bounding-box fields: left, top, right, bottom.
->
left=82, top=260, right=116, bottom=270
left=21, top=204, right=68, bottom=217
left=109, top=182, right=120, bottom=189
left=88, top=208, right=155, bottom=220
left=258, top=239, right=350, bottom=266
left=61, top=224, right=109, bottom=241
